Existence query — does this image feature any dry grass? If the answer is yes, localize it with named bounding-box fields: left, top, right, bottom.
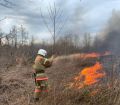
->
left=0, top=55, right=120, bottom=105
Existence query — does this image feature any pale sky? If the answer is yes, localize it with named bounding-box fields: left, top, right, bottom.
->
left=0, top=0, right=120, bottom=41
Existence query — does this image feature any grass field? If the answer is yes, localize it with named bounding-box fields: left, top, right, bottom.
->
left=0, top=54, right=120, bottom=105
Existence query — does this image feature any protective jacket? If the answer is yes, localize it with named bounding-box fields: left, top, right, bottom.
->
left=33, top=55, right=51, bottom=71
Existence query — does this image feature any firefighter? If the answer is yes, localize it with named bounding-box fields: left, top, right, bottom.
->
left=32, top=49, right=54, bottom=101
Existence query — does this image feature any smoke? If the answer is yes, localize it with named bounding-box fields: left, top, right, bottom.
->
left=96, top=10, right=120, bottom=54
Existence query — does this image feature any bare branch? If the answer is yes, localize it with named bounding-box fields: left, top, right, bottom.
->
left=0, top=0, right=16, bottom=8
left=40, top=8, right=53, bottom=35
left=47, top=7, right=54, bottom=23
left=4, top=0, right=16, bottom=6
left=58, top=18, right=67, bottom=35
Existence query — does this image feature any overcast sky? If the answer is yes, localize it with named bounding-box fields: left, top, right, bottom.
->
left=0, top=0, right=120, bottom=41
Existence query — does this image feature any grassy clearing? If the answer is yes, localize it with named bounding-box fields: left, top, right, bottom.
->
left=0, top=55, right=120, bottom=105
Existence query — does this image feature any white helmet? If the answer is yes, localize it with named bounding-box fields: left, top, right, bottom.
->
left=37, top=49, right=47, bottom=57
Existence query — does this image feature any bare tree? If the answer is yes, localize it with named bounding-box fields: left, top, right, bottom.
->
left=30, top=35, right=35, bottom=46
left=56, top=34, right=81, bottom=55
left=0, top=32, right=4, bottom=46
left=20, top=25, right=28, bottom=46
left=83, top=33, right=91, bottom=52
left=40, top=2, right=66, bottom=54
left=9, top=26, right=18, bottom=47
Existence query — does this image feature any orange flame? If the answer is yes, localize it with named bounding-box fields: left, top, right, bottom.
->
left=70, top=62, right=106, bottom=89
left=83, top=52, right=111, bottom=58
left=70, top=51, right=111, bottom=60
left=83, top=53, right=101, bottom=58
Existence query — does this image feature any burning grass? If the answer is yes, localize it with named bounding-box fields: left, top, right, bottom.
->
left=69, top=62, right=106, bottom=89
